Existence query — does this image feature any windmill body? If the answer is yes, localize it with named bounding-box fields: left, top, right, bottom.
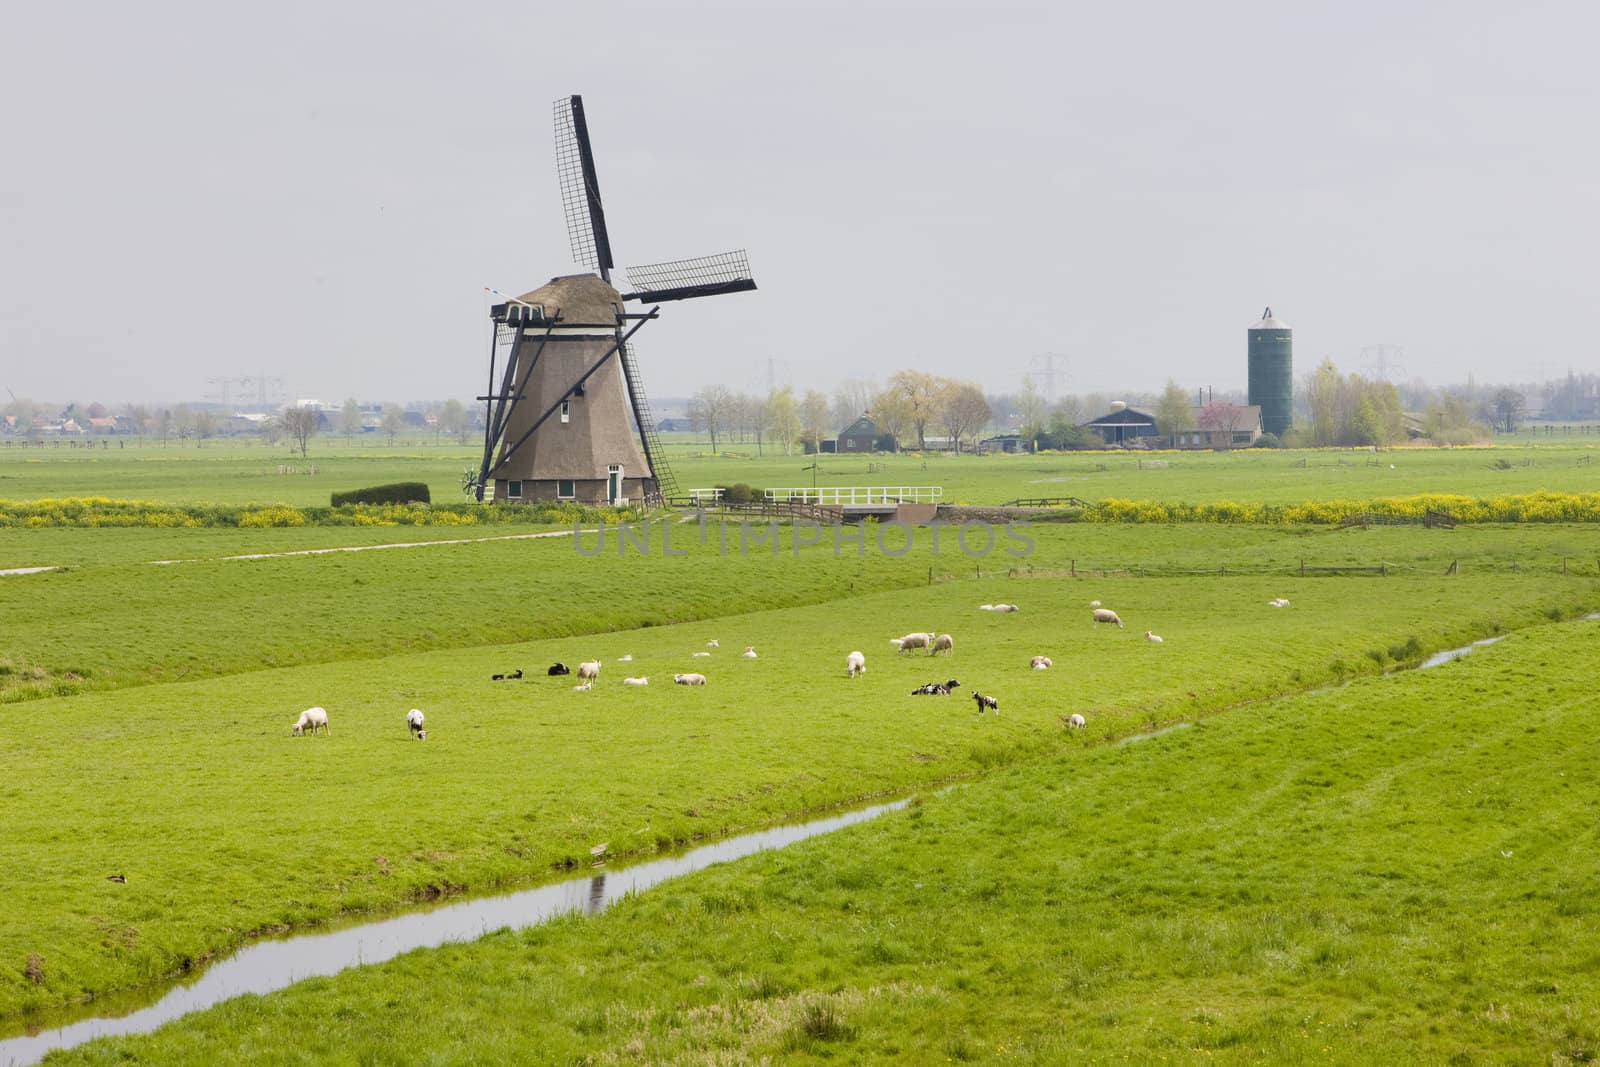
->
left=472, top=95, right=756, bottom=507
left=487, top=275, right=650, bottom=504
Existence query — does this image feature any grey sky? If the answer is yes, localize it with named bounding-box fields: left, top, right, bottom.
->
left=3, top=2, right=1596, bottom=407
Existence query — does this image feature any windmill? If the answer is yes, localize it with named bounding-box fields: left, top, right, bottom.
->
left=472, top=95, right=757, bottom=506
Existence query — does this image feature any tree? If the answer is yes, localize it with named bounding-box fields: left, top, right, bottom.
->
left=766, top=386, right=800, bottom=456
left=155, top=408, right=174, bottom=447
left=172, top=404, right=197, bottom=443
left=282, top=405, right=320, bottom=458
left=1491, top=388, right=1526, bottom=433
left=884, top=370, right=943, bottom=451
left=380, top=405, right=405, bottom=445
left=259, top=414, right=284, bottom=446
left=340, top=398, right=363, bottom=441
left=799, top=389, right=830, bottom=452
left=940, top=381, right=991, bottom=453
left=1017, top=378, right=1046, bottom=440
left=193, top=409, right=217, bottom=444
left=1197, top=401, right=1248, bottom=449
left=869, top=387, right=909, bottom=449
left=1154, top=379, right=1195, bottom=447
left=687, top=384, right=734, bottom=453
left=123, top=403, right=150, bottom=444
left=439, top=398, right=469, bottom=444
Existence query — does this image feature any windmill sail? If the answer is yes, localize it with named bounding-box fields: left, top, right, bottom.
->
left=553, top=96, right=614, bottom=281
left=623, top=250, right=757, bottom=303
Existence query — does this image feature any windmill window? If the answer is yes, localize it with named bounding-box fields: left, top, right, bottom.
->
left=560, top=401, right=570, bottom=424
left=507, top=480, right=522, bottom=499
left=557, top=479, right=575, bottom=499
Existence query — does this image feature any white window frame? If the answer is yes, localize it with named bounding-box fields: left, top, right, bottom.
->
left=557, top=479, right=575, bottom=500
left=507, top=480, right=522, bottom=499
left=560, top=401, right=571, bottom=424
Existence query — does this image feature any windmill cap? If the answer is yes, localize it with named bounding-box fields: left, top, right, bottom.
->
left=513, top=273, right=624, bottom=328
left=1251, top=306, right=1291, bottom=330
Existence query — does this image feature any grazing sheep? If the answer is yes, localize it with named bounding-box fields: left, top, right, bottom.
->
left=1091, top=608, right=1124, bottom=629
left=911, top=679, right=962, bottom=696
left=1030, top=655, right=1052, bottom=670
left=292, top=707, right=329, bottom=736
left=706, top=640, right=719, bottom=648
left=896, top=632, right=933, bottom=654
left=846, top=650, right=866, bottom=678
left=406, top=709, right=425, bottom=737
left=742, top=646, right=758, bottom=659
left=1144, top=631, right=1164, bottom=643
left=972, top=691, right=999, bottom=714
left=1067, top=713, right=1086, bottom=729
left=577, top=660, right=601, bottom=683
left=547, top=663, right=570, bottom=676
left=673, top=672, right=707, bottom=686
left=623, top=676, right=649, bottom=686
left=929, top=633, right=954, bottom=657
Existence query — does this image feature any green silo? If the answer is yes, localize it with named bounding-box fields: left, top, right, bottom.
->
left=1247, top=307, right=1293, bottom=437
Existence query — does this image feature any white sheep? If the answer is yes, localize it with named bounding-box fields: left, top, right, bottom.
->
left=577, top=660, right=602, bottom=683
left=573, top=682, right=593, bottom=691
left=706, top=639, right=719, bottom=648
left=623, top=676, right=648, bottom=686
left=1144, top=631, right=1164, bottom=643
left=978, top=604, right=995, bottom=611
left=741, top=646, right=758, bottom=659
left=1090, top=600, right=1101, bottom=608
left=292, top=707, right=329, bottom=736
left=1268, top=598, right=1291, bottom=608
left=406, top=708, right=425, bottom=738
left=846, top=650, right=866, bottom=677
left=1091, top=608, right=1123, bottom=629
left=1067, top=713, right=1086, bottom=729
left=618, top=654, right=633, bottom=662
left=896, top=632, right=932, bottom=654
left=693, top=651, right=712, bottom=658
left=992, top=604, right=1019, bottom=613
left=929, top=633, right=954, bottom=656
left=673, top=672, right=707, bottom=686
left=1030, top=655, right=1052, bottom=670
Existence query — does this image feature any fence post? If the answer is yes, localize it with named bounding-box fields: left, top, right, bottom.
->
left=1300, top=558, right=1305, bottom=577
left=928, top=566, right=933, bottom=585
left=1070, top=559, right=1076, bottom=577
left=1381, top=562, right=1387, bottom=576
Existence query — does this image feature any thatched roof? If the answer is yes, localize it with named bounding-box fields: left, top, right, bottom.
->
left=515, top=274, right=624, bottom=329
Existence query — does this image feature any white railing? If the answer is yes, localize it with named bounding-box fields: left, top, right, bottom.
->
left=686, top=488, right=724, bottom=504
left=763, top=486, right=943, bottom=506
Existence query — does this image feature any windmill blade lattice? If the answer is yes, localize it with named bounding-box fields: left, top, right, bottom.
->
left=553, top=96, right=614, bottom=279
left=623, top=250, right=757, bottom=303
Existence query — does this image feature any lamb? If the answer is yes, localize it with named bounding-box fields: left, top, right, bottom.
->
left=673, top=672, right=707, bottom=686
left=972, top=691, right=999, bottom=714
left=978, top=604, right=995, bottom=611
left=573, top=682, right=593, bottom=691
left=741, top=646, right=758, bottom=659
left=547, top=663, right=570, bottom=676
left=1030, top=655, right=1052, bottom=670
left=618, top=654, right=633, bottom=662
left=895, top=632, right=933, bottom=654
left=1091, top=608, right=1123, bottom=629
left=992, top=603, right=1019, bottom=613
left=292, top=707, right=329, bottom=736
left=693, top=651, right=712, bottom=658
left=1144, top=631, right=1164, bottom=643
left=406, top=708, right=425, bottom=738
left=623, top=676, right=648, bottom=686
left=706, top=640, right=719, bottom=648
left=846, top=650, right=866, bottom=678
left=1268, top=598, right=1291, bottom=608
left=1067, top=713, right=1086, bottom=729
left=1090, top=600, right=1101, bottom=608
left=929, top=633, right=954, bottom=657
left=508, top=668, right=523, bottom=679
left=577, top=660, right=601, bottom=683
left=911, top=679, right=961, bottom=696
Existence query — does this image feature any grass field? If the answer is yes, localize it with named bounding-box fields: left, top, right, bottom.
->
left=37, top=618, right=1600, bottom=1065
left=5, top=441, right=1600, bottom=1061
left=5, top=435, right=1600, bottom=509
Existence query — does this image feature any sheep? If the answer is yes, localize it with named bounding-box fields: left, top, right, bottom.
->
left=895, top=632, right=932, bottom=654
left=846, top=650, right=866, bottom=678
left=508, top=668, right=523, bottom=679
left=491, top=673, right=504, bottom=681
left=673, top=672, right=707, bottom=686
left=1268, top=598, right=1291, bottom=608
left=1030, top=655, right=1052, bottom=670
left=693, top=651, right=712, bottom=658
left=1067, top=713, right=1086, bottom=729
left=573, top=682, right=593, bottom=691
left=577, top=660, right=601, bottom=683
left=706, top=639, right=719, bottom=648
left=741, top=646, right=758, bottom=659
left=618, top=654, right=633, bottom=662
left=547, top=663, right=570, bottom=676
left=1091, top=608, right=1123, bottom=629
left=492, top=668, right=524, bottom=681
left=911, top=679, right=961, bottom=695
left=292, top=707, right=329, bottom=736
left=406, top=708, right=425, bottom=737
left=992, top=603, right=1019, bottom=613
left=1144, top=631, right=1164, bottom=643
left=1090, top=600, right=1101, bottom=608
left=623, top=676, right=649, bottom=686
left=929, top=633, right=954, bottom=657
left=972, top=691, right=999, bottom=714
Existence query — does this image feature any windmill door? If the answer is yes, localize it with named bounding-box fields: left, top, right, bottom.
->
left=608, top=464, right=623, bottom=506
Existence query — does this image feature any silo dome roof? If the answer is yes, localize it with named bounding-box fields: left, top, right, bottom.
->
left=1251, top=306, right=1291, bottom=330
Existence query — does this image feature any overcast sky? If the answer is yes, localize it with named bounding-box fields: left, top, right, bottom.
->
left=3, top=1, right=1597, bottom=408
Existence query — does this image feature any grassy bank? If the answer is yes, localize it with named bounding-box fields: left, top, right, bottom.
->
left=43, top=618, right=1600, bottom=1064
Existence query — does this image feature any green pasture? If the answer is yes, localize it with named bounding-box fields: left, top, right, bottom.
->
left=4, top=435, right=1600, bottom=510
left=43, top=618, right=1600, bottom=1065
left=3, top=569, right=1595, bottom=1021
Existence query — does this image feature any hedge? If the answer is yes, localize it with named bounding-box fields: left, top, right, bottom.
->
left=330, top=482, right=431, bottom=507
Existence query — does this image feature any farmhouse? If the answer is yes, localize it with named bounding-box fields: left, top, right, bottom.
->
left=835, top=414, right=880, bottom=453
left=979, top=433, right=1025, bottom=454
left=1173, top=403, right=1264, bottom=449
left=1082, top=403, right=1159, bottom=446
